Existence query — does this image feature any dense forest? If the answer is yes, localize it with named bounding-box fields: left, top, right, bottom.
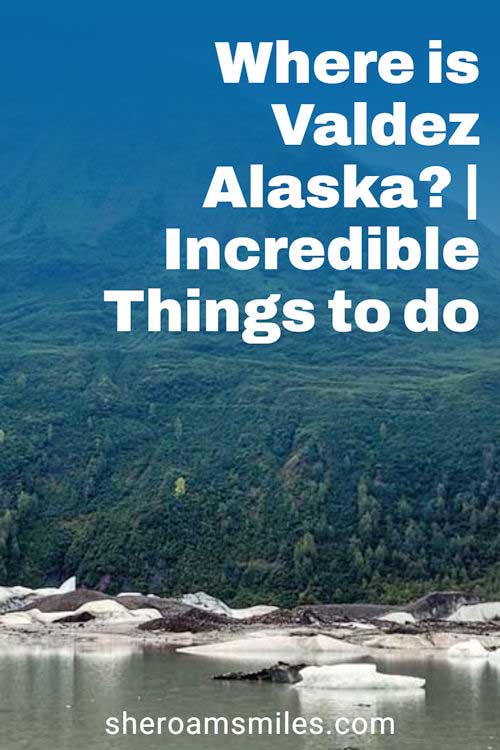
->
left=1, top=226, right=500, bottom=605
left=1, top=333, right=500, bottom=605
left=0, top=21, right=500, bottom=606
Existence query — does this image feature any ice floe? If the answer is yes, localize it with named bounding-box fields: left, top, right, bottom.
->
left=178, top=633, right=368, bottom=659
left=295, top=663, right=425, bottom=690
left=363, top=634, right=431, bottom=651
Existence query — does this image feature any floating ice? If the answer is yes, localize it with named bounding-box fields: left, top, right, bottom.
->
left=296, top=663, right=425, bottom=690
left=447, top=639, right=490, bottom=658
left=178, top=633, right=367, bottom=659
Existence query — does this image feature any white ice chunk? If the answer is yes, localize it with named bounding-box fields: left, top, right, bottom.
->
left=58, top=576, right=76, bottom=594
left=448, top=603, right=500, bottom=623
left=447, top=639, right=490, bottom=658
left=181, top=592, right=232, bottom=617
left=0, top=611, right=38, bottom=629
left=380, top=612, right=416, bottom=624
left=52, top=599, right=161, bottom=623
left=178, top=634, right=367, bottom=659
left=1, top=577, right=76, bottom=608
left=33, top=587, right=62, bottom=597
left=0, top=585, right=34, bottom=606
left=181, top=591, right=278, bottom=620
left=296, top=663, right=425, bottom=690
left=0, top=599, right=161, bottom=629
left=117, top=592, right=143, bottom=597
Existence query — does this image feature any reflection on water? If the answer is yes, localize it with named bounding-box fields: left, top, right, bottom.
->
left=0, top=643, right=499, bottom=749
left=296, top=685, right=426, bottom=750
left=296, top=684, right=426, bottom=715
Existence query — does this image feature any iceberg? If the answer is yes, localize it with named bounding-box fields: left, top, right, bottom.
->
left=178, top=634, right=367, bottom=659
left=447, top=640, right=490, bottom=658
left=181, top=591, right=278, bottom=620
left=0, top=611, right=40, bottom=629
left=380, top=612, right=416, bottom=625
left=32, top=576, right=77, bottom=599
left=117, top=592, right=143, bottom=597
left=363, top=633, right=430, bottom=651
left=296, top=663, right=425, bottom=690
left=447, top=602, right=500, bottom=623
left=0, top=599, right=161, bottom=629
left=57, top=577, right=77, bottom=595
left=0, top=576, right=78, bottom=611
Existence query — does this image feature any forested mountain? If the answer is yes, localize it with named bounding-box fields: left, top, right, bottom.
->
left=1, top=29, right=500, bottom=605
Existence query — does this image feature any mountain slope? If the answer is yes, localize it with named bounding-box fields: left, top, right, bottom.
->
left=0, top=42, right=499, bottom=604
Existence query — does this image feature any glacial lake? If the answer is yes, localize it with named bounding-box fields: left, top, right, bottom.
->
left=0, top=643, right=499, bottom=749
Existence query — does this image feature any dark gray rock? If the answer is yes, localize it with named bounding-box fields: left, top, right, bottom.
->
left=213, top=662, right=306, bottom=684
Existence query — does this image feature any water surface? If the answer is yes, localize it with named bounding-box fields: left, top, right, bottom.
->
left=0, top=643, right=498, bottom=749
